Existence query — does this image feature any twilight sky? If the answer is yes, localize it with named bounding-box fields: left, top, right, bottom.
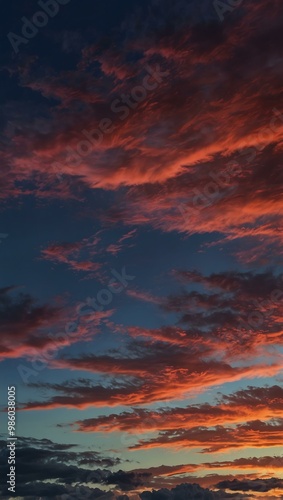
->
left=0, top=0, right=283, bottom=499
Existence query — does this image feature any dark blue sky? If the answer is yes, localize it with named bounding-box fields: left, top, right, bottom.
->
left=1, top=1, right=283, bottom=499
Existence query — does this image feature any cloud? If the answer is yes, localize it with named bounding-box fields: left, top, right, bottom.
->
left=21, top=378, right=149, bottom=410
left=27, top=340, right=281, bottom=409
left=2, top=1, right=283, bottom=499
left=158, top=269, right=283, bottom=359
left=18, top=271, right=283, bottom=409
left=0, top=435, right=121, bottom=499
left=73, top=385, right=283, bottom=433
left=125, top=457, right=283, bottom=479
left=1, top=2, right=281, bottom=184
left=206, top=456, right=283, bottom=472
left=141, top=484, right=216, bottom=500
left=41, top=234, right=102, bottom=274
left=105, top=471, right=152, bottom=492
left=126, top=289, right=163, bottom=305
left=131, top=419, right=283, bottom=453
left=140, top=483, right=247, bottom=500
left=106, top=229, right=137, bottom=255
left=2, top=0, right=283, bottom=268
left=0, top=286, right=63, bottom=360
left=215, top=477, right=283, bottom=493
left=0, top=286, right=111, bottom=361
left=0, top=434, right=278, bottom=498
left=32, top=267, right=283, bottom=410
left=0, top=435, right=120, bottom=469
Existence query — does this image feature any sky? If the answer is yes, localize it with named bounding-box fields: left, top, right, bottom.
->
left=0, top=0, right=283, bottom=498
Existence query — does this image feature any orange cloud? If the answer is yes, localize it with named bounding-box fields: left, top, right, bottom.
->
left=74, top=385, right=283, bottom=433
left=131, top=419, right=283, bottom=453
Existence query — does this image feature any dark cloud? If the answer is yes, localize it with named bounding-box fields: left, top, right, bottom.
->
left=0, top=286, right=109, bottom=362
left=215, top=477, right=283, bottom=493
left=0, top=286, right=63, bottom=359
left=161, top=270, right=283, bottom=356
left=105, top=471, right=152, bottom=492
left=140, top=483, right=246, bottom=500
left=0, top=435, right=122, bottom=499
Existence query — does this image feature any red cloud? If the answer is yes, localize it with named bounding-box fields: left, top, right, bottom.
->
left=0, top=287, right=111, bottom=361
left=106, top=229, right=137, bottom=255
left=131, top=418, right=283, bottom=453
left=41, top=235, right=101, bottom=274
left=0, top=286, right=65, bottom=360
left=21, top=353, right=282, bottom=410
left=73, top=385, right=283, bottom=433
left=2, top=0, right=283, bottom=269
